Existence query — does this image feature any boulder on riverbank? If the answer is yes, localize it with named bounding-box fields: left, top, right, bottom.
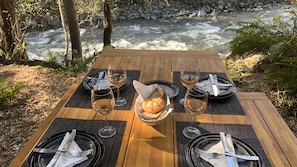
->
left=117, top=0, right=292, bottom=21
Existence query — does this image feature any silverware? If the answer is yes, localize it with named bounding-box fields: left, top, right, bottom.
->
left=51, top=129, right=76, bottom=167
left=226, top=134, right=239, bottom=167
left=196, top=148, right=260, bottom=161
left=220, top=132, right=234, bottom=167
left=33, top=148, right=94, bottom=157
left=86, top=71, right=106, bottom=80
left=95, top=71, right=106, bottom=90
left=216, top=83, right=233, bottom=87
left=209, top=74, right=220, bottom=97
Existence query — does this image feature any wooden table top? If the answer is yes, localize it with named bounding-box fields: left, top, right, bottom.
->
left=10, top=49, right=297, bottom=167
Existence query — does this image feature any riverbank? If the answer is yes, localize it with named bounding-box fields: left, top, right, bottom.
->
left=28, top=0, right=293, bottom=30
left=116, top=0, right=292, bottom=21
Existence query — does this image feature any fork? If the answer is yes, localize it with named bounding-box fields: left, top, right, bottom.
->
left=33, top=148, right=94, bottom=157
left=196, top=148, right=260, bottom=161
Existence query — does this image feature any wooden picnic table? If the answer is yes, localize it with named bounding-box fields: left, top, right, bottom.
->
left=9, top=49, right=297, bottom=167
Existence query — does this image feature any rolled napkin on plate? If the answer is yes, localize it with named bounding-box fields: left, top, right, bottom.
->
left=46, top=129, right=88, bottom=167
left=197, top=132, right=259, bottom=167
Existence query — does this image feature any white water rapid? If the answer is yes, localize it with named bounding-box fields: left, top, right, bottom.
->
left=24, top=5, right=294, bottom=61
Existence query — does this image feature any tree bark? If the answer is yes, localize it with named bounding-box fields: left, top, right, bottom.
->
left=63, top=0, right=82, bottom=59
left=102, top=0, right=112, bottom=47
left=58, top=0, right=69, bottom=63
left=0, top=0, right=28, bottom=60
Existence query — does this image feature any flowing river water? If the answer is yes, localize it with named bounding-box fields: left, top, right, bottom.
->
left=24, top=5, right=294, bottom=61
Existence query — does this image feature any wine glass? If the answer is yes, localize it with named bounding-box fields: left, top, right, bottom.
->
left=108, top=64, right=127, bottom=106
left=91, top=88, right=116, bottom=138
left=179, top=62, right=200, bottom=105
left=182, top=88, right=208, bottom=139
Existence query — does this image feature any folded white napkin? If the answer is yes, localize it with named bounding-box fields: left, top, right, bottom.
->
left=46, top=132, right=88, bottom=167
left=94, top=71, right=113, bottom=90
left=133, top=80, right=159, bottom=101
left=209, top=74, right=220, bottom=97
left=200, top=133, right=239, bottom=167
left=195, top=77, right=217, bottom=95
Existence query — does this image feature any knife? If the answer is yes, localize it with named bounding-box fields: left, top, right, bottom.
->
left=48, top=129, right=76, bottom=167
left=220, top=132, right=233, bottom=167
left=196, top=148, right=260, bottom=160
left=209, top=74, right=220, bottom=97
left=226, top=134, right=239, bottom=167
left=95, top=71, right=106, bottom=90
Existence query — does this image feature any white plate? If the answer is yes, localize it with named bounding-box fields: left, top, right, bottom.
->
left=185, top=133, right=264, bottom=167
left=144, top=80, right=179, bottom=98
left=195, top=75, right=236, bottom=100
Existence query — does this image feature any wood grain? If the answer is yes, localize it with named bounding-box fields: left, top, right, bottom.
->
left=10, top=49, right=297, bottom=167
left=238, top=92, right=297, bottom=166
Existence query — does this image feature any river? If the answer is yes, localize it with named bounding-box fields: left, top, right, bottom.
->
left=24, top=5, right=294, bottom=61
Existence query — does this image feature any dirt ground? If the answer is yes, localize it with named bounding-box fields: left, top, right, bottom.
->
left=0, top=59, right=296, bottom=166
left=0, top=64, right=86, bottom=166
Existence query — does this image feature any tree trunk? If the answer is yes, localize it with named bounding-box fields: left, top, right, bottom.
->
left=164, top=0, right=170, bottom=6
left=102, top=0, right=112, bottom=47
left=63, top=0, right=82, bottom=60
left=0, top=0, right=28, bottom=60
left=58, top=0, right=69, bottom=63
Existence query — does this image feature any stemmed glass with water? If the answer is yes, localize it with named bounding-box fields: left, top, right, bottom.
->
left=183, top=88, right=208, bottom=139
left=108, top=64, right=127, bottom=106
left=91, top=88, right=116, bottom=138
left=179, top=62, right=200, bottom=104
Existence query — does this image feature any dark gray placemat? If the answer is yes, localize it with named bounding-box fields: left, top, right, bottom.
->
left=65, top=69, right=140, bottom=110
left=23, top=118, right=126, bottom=167
left=173, top=72, right=245, bottom=115
left=176, top=122, right=271, bottom=167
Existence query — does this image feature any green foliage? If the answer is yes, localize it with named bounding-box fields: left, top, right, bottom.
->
left=42, top=42, right=101, bottom=74
left=15, top=0, right=105, bottom=29
left=262, top=36, right=297, bottom=95
left=0, top=78, right=24, bottom=104
left=53, top=51, right=98, bottom=74
left=227, top=11, right=297, bottom=96
left=228, top=20, right=285, bottom=58
left=75, top=0, right=103, bottom=27
left=16, top=0, right=60, bottom=29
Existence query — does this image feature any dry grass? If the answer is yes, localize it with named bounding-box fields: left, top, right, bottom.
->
left=225, top=55, right=297, bottom=137
left=0, top=64, right=86, bottom=166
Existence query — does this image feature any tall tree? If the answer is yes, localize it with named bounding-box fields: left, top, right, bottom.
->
left=63, top=0, right=82, bottom=59
left=0, top=0, right=27, bottom=60
left=58, top=0, right=69, bottom=60
left=102, top=0, right=112, bottom=47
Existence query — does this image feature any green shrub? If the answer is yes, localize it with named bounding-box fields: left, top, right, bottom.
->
left=0, top=79, right=24, bottom=104
left=227, top=11, right=297, bottom=96
left=52, top=51, right=99, bottom=75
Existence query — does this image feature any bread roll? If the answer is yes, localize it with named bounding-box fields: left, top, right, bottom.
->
left=141, top=87, right=165, bottom=114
